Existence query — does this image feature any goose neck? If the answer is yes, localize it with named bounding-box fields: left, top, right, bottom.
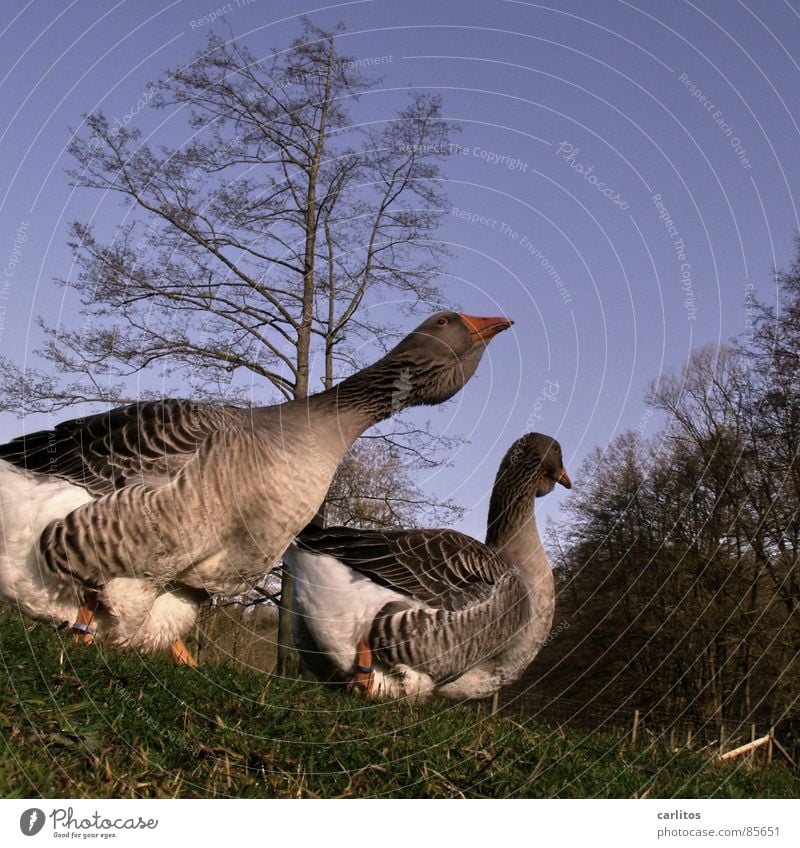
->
left=485, top=480, right=549, bottom=578
left=319, top=355, right=421, bottom=431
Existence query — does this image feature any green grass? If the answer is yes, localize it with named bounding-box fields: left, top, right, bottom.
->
left=1, top=612, right=797, bottom=799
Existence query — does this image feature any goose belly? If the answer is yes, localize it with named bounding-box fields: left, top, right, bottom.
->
left=436, top=609, right=554, bottom=700
left=0, top=461, right=92, bottom=623
left=0, top=462, right=200, bottom=649
left=174, top=434, right=343, bottom=595
left=284, top=545, right=414, bottom=675
left=101, top=579, right=201, bottom=651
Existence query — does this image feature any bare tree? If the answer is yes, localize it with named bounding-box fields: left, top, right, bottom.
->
left=2, top=24, right=452, bottom=409
left=325, top=439, right=463, bottom=529
left=0, top=21, right=457, bottom=673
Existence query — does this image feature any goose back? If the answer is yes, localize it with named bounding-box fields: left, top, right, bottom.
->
left=0, top=400, right=245, bottom=496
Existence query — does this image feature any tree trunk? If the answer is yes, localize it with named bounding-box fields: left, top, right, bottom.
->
left=275, top=39, right=335, bottom=678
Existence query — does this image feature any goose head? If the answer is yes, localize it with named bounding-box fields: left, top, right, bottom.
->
left=486, top=432, right=571, bottom=550
left=384, top=311, right=514, bottom=408
left=496, top=432, right=572, bottom=499
left=530, top=433, right=572, bottom=496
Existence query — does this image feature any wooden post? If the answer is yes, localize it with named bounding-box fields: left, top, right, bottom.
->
left=719, top=724, right=726, bottom=757
left=194, top=615, right=202, bottom=666
left=718, top=734, right=771, bottom=760
left=631, top=709, right=640, bottom=746
left=491, top=690, right=500, bottom=716
left=669, top=727, right=676, bottom=750
left=686, top=728, right=693, bottom=749
left=771, top=735, right=797, bottom=768
left=767, top=727, right=774, bottom=765
left=750, top=724, right=756, bottom=762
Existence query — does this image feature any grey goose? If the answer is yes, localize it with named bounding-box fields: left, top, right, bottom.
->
left=285, top=432, right=570, bottom=700
left=0, top=311, right=512, bottom=661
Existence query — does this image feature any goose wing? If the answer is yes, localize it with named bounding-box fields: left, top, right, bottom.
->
left=296, top=526, right=532, bottom=683
left=0, top=399, right=246, bottom=495
left=369, top=570, right=530, bottom=684
left=295, top=526, right=511, bottom=611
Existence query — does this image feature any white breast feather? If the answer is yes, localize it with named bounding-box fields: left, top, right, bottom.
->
left=0, top=460, right=92, bottom=623
left=285, top=545, right=418, bottom=674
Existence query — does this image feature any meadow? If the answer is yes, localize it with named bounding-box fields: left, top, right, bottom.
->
left=1, top=612, right=796, bottom=799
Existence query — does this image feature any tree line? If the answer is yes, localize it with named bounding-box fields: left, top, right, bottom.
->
left=520, top=245, right=800, bottom=738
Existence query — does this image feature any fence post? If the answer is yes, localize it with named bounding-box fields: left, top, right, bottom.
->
left=719, top=724, right=726, bottom=757
left=771, top=735, right=797, bottom=767
left=631, top=709, right=640, bottom=746
left=491, top=690, right=500, bottom=716
left=686, top=728, right=692, bottom=749
left=767, top=727, right=774, bottom=765
left=669, top=727, right=676, bottom=750
left=750, top=724, right=756, bottom=762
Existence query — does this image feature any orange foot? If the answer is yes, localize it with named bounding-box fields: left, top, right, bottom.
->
left=347, top=640, right=374, bottom=695
left=72, top=595, right=99, bottom=645
left=170, top=639, right=198, bottom=667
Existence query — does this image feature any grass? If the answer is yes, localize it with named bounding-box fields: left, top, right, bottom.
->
left=1, top=612, right=797, bottom=799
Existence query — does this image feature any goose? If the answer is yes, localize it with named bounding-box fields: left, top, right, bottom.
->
left=285, top=432, right=571, bottom=700
left=0, top=461, right=203, bottom=663
left=0, top=312, right=512, bottom=662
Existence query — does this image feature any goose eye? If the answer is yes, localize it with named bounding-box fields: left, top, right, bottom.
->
left=436, top=317, right=448, bottom=326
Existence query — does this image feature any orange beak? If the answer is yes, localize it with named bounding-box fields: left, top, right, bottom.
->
left=459, top=313, right=514, bottom=343
left=558, top=467, right=572, bottom=489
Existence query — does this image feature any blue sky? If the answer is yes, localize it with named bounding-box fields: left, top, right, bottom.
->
left=1, top=0, right=799, bottom=538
